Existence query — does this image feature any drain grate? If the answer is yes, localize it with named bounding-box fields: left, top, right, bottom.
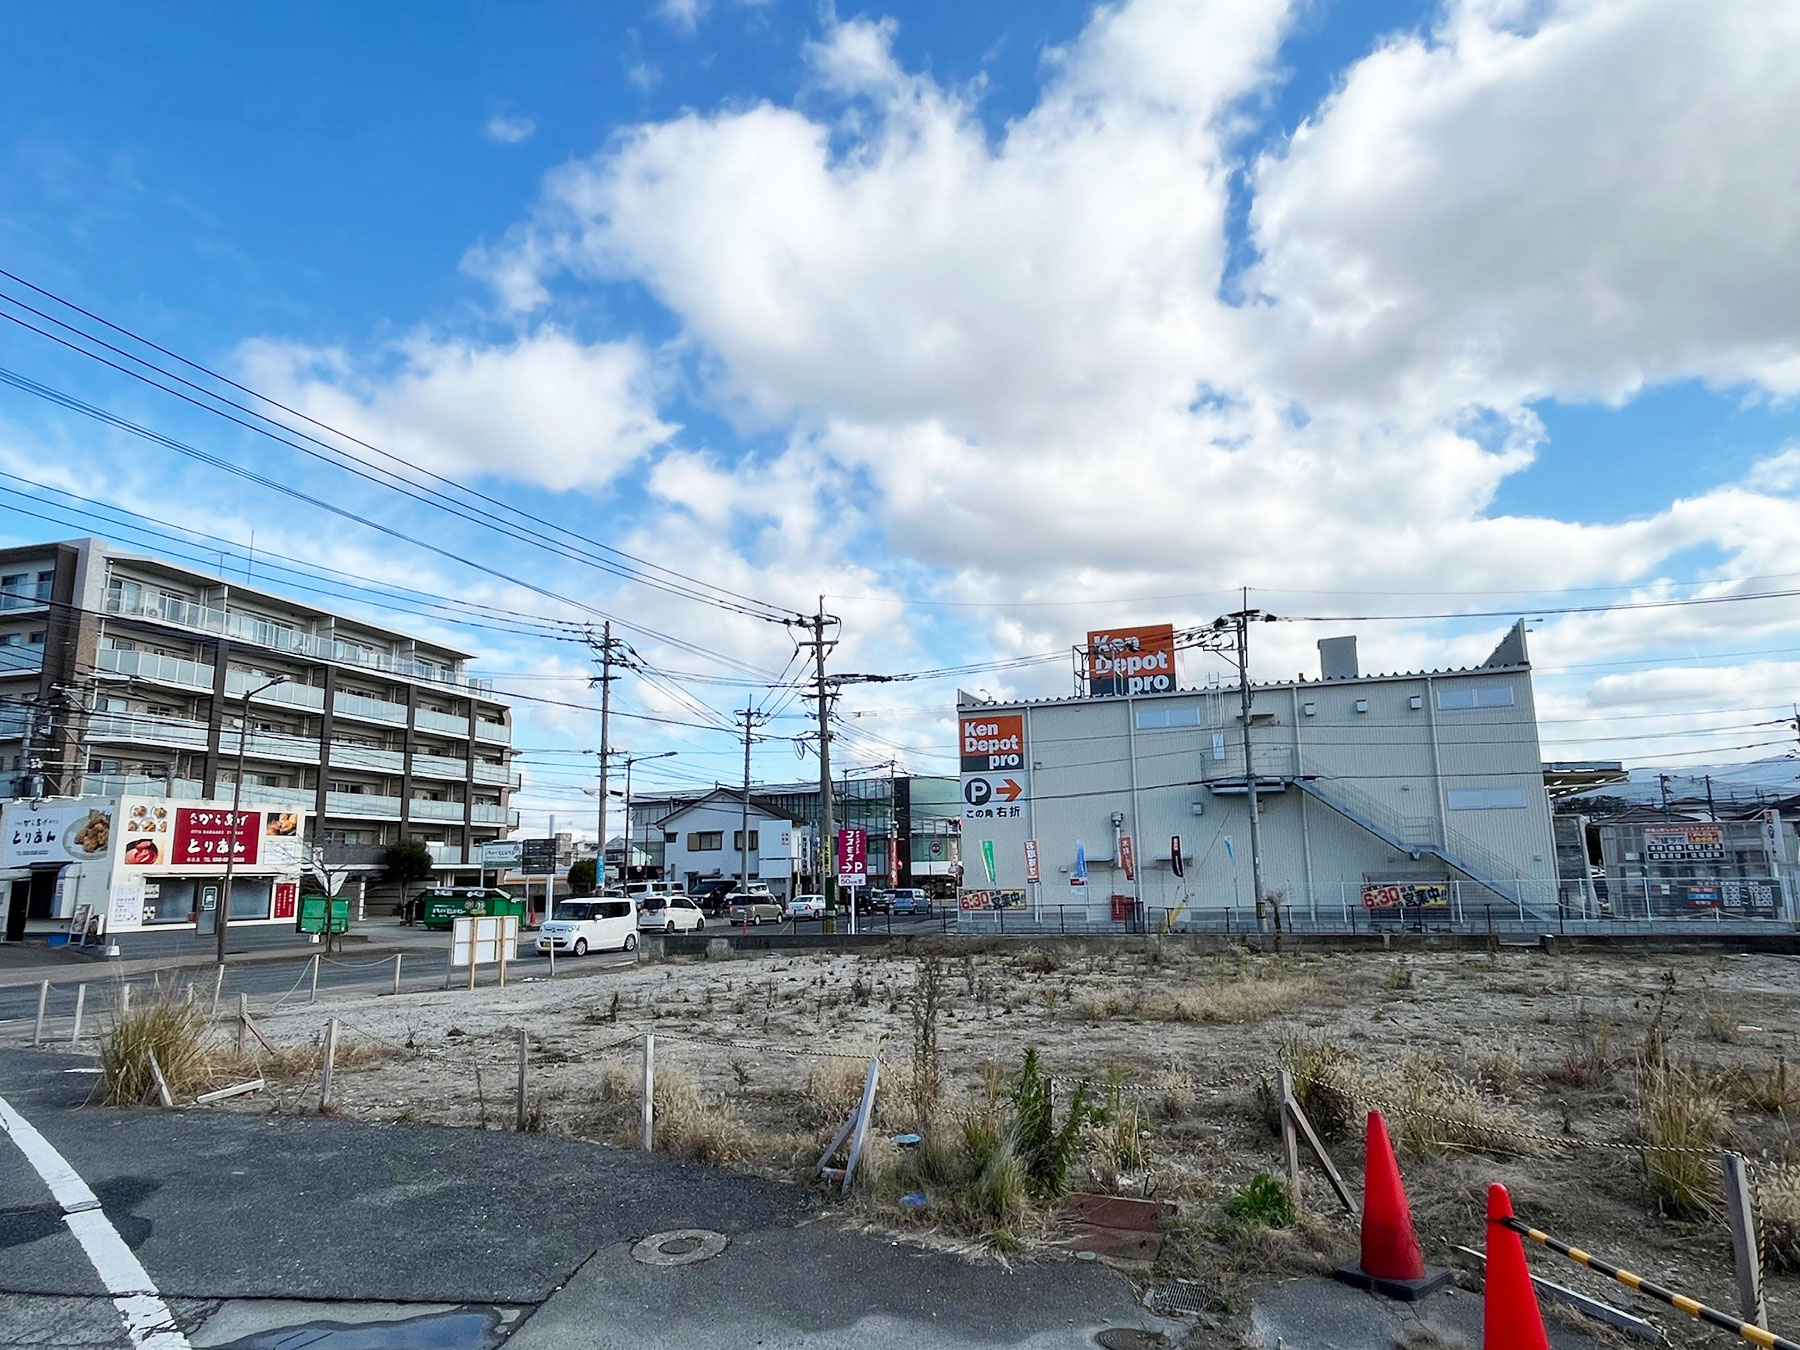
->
left=1095, top=1330, right=1169, bottom=1350
left=630, top=1229, right=730, bottom=1268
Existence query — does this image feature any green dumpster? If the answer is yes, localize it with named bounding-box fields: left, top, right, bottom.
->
left=419, top=887, right=525, bottom=931
left=297, top=894, right=351, bottom=935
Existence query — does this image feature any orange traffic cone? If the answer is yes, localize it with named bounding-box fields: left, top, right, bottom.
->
left=1484, top=1183, right=1549, bottom=1350
left=1334, top=1111, right=1449, bottom=1300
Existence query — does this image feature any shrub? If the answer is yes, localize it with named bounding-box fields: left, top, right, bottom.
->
left=1012, top=1047, right=1094, bottom=1201
left=1638, top=1058, right=1725, bottom=1218
left=1224, top=1173, right=1295, bottom=1229
left=909, top=957, right=945, bottom=1132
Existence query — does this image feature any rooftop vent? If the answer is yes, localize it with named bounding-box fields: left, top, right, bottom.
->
left=1317, top=636, right=1359, bottom=681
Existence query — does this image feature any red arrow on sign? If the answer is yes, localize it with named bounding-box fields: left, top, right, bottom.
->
left=997, top=778, right=1023, bottom=802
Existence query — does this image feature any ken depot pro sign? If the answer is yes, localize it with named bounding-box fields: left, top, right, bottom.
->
left=1086, top=624, right=1177, bottom=697
left=960, top=713, right=1027, bottom=821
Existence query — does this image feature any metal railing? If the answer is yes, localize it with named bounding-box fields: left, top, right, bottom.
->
left=331, top=689, right=409, bottom=725
left=96, top=646, right=214, bottom=690
left=328, top=742, right=404, bottom=773
left=411, top=752, right=468, bottom=780
left=416, top=708, right=471, bottom=737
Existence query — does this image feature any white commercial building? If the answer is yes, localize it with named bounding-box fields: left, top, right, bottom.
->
left=956, top=623, right=1558, bottom=925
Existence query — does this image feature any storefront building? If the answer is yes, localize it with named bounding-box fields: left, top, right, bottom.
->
left=3, top=793, right=308, bottom=941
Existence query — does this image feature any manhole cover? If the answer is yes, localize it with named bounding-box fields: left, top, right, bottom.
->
left=630, top=1229, right=729, bottom=1267
left=1095, top=1331, right=1169, bottom=1350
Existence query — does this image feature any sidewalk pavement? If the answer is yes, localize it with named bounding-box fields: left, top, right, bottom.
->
left=0, top=917, right=452, bottom=988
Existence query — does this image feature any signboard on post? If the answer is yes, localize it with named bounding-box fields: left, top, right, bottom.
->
left=1023, top=839, right=1041, bottom=883
left=837, top=828, right=867, bottom=887
left=1643, top=824, right=1725, bottom=864
left=1085, top=625, right=1177, bottom=697
left=451, top=914, right=519, bottom=987
left=520, top=837, right=557, bottom=876
left=960, top=712, right=1028, bottom=822
left=481, top=840, right=524, bottom=870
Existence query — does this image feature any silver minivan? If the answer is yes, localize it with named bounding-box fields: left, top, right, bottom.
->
left=537, top=897, right=637, bottom=956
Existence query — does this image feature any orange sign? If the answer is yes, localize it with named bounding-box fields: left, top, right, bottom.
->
left=1086, top=624, right=1176, bottom=697
left=960, top=714, right=1025, bottom=774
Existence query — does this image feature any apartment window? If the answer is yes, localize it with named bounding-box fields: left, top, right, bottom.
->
left=0, top=574, right=23, bottom=608
left=328, top=780, right=364, bottom=795
left=1437, top=684, right=1516, bottom=711
left=323, top=828, right=367, bottom=846
left=732, top=830, right=760, bottom=851
left=1447, top=787, right=1527, bottom=811
left=34, top=571, right=53, bottom=600
left=1136, top=702, right=1200, bottom=730
left=99, top=697, right=128, bottom=713
left=1211, top=731, right=1227, bottom=761
left=26, top=631, right=44, bottom=645
left=663, top=831, right=678, bottom=843
left=89, top=758, right=122, bottom=774
left=108, top=579, right=141, bottom=612
left=109, top=638, right=136, bottom=652
left=0, top=634, right=18, bottom=647
left=688, top=831, right=723, bottom=851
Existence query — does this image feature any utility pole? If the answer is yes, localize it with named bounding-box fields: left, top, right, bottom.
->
left=1659, top=773, right=1673, bottom=815
left=786, top=601, right=840, bottom=918
left=589, top=622, right=622, bottom=889
left=735, top=708, right=766, bottom=890
left=1200, top=596, right=1278, bottom=934
left=1705, top=774, right=1718, bottom=823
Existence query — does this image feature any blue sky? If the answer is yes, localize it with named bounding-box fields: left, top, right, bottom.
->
left=3, top=0, right=1799, bottom=833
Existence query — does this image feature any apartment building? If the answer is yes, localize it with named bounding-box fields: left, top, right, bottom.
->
left=0, top=538, right=517, bottom=880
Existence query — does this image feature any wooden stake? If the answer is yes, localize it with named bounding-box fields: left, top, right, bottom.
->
left=309, top=953, right=321, bottom=1004
left=119, top=983, right=131, bottom=1020
left=211, top=963, right=225, bottom=1017
left=236, top=992, right=248, bottom=1056
left=240, top=1010, right=274, bottom=1054
left=145, top=1049, right=174, bottom=1108
left=640, top=1032, right=655, bottom=1151
left=1279, top=1068, right=1302, bottom=1206
left=319, top=1018, right=339, bottom=1111
left=515, top=1027, right=528, bottom=1131
left=70, top=984, right=86, bottom=1045
left=1284, top=1093, right=1353, bottom=1212
left=196, top=1078, right=265, bottom=1104
left=391, top=952, right=403, bottom=996
left=32, top=980, right=48, bottom=1046
left=1723, top=1152, right=1767, bottom=1329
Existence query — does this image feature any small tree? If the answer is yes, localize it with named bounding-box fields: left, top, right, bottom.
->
left=567, top=858, right=598, bottom=896
left=382, top=838, right=434, bottom=890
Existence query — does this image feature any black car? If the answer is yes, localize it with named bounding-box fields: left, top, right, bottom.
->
left=858, top=889, right=892, bottom=913
left=690, top=879, right=738, bottom=914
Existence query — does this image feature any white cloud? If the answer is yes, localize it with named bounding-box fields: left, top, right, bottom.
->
left=483, top=111, right=537, bottom=145
left=237, top=330, right=678, bottom=493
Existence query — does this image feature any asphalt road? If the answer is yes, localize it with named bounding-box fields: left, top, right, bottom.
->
left=0, top=1046, right=1167, bottom=1349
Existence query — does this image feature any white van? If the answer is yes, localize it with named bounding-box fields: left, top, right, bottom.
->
left=537, top=896, right=638, bottom=956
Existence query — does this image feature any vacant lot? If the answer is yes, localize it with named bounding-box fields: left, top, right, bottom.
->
left=211, top=941, right=1800, bottom=1344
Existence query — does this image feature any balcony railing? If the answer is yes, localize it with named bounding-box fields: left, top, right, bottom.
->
left=329, top=742, right=405, bottom=774
left=324, top=790, right=403, bottom=820
left=86, top=710, right=211, bottom=751
left=472, top=761, right=518, bottom=788
left=0, top=645, right=45, bottom=677
left=227, top=783, right=317, bottom=811
left=104, top=589, right=493, bottom=691
left=416, top=708, right=470, bottom=737
left=96, top=646, right=215, bottom=690
left=331, top=689, right=409, bottom=725
left=412, top=752, right=468, bottom=781
left=225, top=669, right=327, bottom=711
left=241, top=728, right=321, bottom=764
left=471, top=803, right=510, bottom=825
left=428, top=842, right=468, bottom=866
left=473, top=720, right=510, bottom=744
left=409, top=798, right=466, bottom=822
left=80, top=774, right=205, bottom=799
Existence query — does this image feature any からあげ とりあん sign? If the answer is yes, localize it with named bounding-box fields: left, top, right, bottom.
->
left=170, top=808, right=260, bottom=866
left=1085, top=624, right=1176, bottom=697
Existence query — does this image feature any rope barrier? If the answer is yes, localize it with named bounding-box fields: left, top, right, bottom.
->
left=645, top=1028, right=883, bottom=1062
left=1502, top=1214, right=1796, bottom=1350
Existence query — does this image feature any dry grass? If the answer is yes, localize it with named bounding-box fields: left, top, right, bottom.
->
left=1638, top=1058, right=1726, bottom=1217
left=1761, top=1164, right=1800, bottom=1274
left=1357, top=1052, right=1546, bottom=1158
left=1157, top=970, right=1324, bottom=1024
left=1548, top=1001, right=1617, bottom=1087
left=582, top=1063, right=763, bottom=1167
left=1717, top=1057, right=1798, bottom=1115
left=99, top=983, right=210, bottom=1105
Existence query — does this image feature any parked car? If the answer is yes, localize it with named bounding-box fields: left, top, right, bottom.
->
left=785, top=893, right=826, bottom=921
left=859, top=889, right=892, bottom=914
left=726, top=890, right=784, bottom=925
left=638, top=893, right=706, bottom=933
left=888, top=888, right=933, bottom=916
left=691, top=879, right=738, bottom=914
left=536, top=897, right=637, bottom=956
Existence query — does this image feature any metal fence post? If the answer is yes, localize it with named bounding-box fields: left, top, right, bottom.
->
left=392, top=952, right=403, bottom=995
left=210, top=963, right=225, bottom=1017
left=70, top=984, right=86, bottom=1045
left=32, top=980, right=49, bottom=1046
left=310, top=952, right=321, bottom=1004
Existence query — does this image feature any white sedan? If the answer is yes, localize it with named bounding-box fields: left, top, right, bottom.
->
left=637, top=893, right=706, bottom=933
left=785, top=893, right=826, bottom=921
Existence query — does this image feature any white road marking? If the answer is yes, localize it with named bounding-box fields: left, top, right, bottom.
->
left=0, top=1092, right=192, bottom=1349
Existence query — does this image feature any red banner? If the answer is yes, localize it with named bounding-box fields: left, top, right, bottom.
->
left=1120, top=834, right=1136, bottom=881
left=172, top=808, right=260, bottom=866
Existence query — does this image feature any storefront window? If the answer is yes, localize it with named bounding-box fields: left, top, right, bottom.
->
left=141, top=879, right=194, bottom=925
left=229, top=877, right=273, bottom=920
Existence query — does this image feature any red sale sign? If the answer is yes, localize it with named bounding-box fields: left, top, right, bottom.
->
left=1119, top=834, right=1136, bottom=881
left=172, top=808, right=260, bottom=866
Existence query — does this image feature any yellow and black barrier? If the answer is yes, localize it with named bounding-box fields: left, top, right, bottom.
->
left=1499, top=1215, right=1797, bottom=1350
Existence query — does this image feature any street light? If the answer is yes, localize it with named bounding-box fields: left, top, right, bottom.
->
left=216, top=674, right=288, bottom=966
left=615, top=750, right=676, bottom=886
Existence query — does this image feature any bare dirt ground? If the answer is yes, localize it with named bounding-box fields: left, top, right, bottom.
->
left=217, top=940, right=1800, bottom=1346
